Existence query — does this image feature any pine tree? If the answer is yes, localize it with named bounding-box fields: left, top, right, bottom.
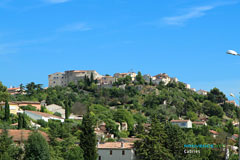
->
left=4, top=100, right=10, bottom=121
left=79, top=110, right=98, bottom=160
left=24, top=131, right=50, bottom=160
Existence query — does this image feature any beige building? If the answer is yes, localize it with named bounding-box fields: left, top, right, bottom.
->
left=98, top=76, right=116, bottom=85
left=48, top=72, right=65, bottom=87
left=114, top=73, right=128, bottom=79
left=0, top=102, right=20, bottom=115
left=0, top=101, right=41, bottom=114
left=48, top=70, right=102, bottom=87
left=153, top=73, right=171, bottom=85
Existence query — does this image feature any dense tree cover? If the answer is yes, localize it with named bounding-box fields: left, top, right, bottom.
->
left=0, top=129, right=22, bottom=160
left=0, top=75, right=239, bottom=159
left=24, top=131, right=50, bottom=160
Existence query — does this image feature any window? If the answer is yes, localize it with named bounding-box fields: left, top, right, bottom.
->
left=122, top=150, right=125, bottom=155
left=98, top=156, right=101, bottom=160
left=110, top=150, right=112, bottom=155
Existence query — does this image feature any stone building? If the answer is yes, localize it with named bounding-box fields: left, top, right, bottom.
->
left=48, top=70, right=102, bottom=87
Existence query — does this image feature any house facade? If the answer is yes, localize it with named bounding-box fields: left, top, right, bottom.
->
left=48, top=70, right=102, bottom=87
left=24, top=110, right=64, bottom=122
left=153, top=73, right=171, bottom=85
left=0, top=101, right=41, bottom=114
left=97, top=142, right=136, bottom=160
left=196, top=89, right=208, bottom=95
left=98, top=76, right=116, bottom=85
left=170, top=120, right=192, bottom=128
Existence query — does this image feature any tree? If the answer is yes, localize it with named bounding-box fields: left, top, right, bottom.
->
left=24, top=131, right=50, bottom=160
left=18, top=113, right=29, bottom=129
left=64, top=144, right=84, bottom=160
left=90, top=72, right=94, bottom=83
left=4, top=100, right=10, bottom=121
left=79, top=110, right=98, bottom=160
left=225, top=120, right=234, bottom=135
left=134, top=118, right=174, bottom=160
left=64, top=100, right=70, bottom=119
left=208, top=87, right=227, bottom=104
left=0, top=81, right=9, bottom=102
left=202, top=100, right=224, bottom=118
left=0, top=129, right=22, bottom=160
left=136, top=71, right=145, bottom=85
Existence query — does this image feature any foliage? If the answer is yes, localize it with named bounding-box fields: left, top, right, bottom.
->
left=24, top=131, right=50, bottom=160
left=79, top=111, right=98, bottom=160
left=0, top=129, right=22, bottom=160
left=4, top=100, right=10, bottom=121
left=20, top=105, right=37, bottom=111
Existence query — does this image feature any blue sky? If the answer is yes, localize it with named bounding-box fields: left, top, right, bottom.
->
left=0, top=0, right=240, bottom=99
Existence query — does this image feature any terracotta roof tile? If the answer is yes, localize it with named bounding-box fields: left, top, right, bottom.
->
left=171, top=120, right=190, bottom=123
left=209, top=130, right=219, bottom=135
left=25, top=110, right=63, bottom=119
left=0, top=129, right=50, bottom=142
left=98, top=142, right=134, bottom=149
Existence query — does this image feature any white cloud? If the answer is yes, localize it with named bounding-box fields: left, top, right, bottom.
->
left=57, top=23, right=92, bottom=32
left=163, top=6, right=214, bottom=26
left=162, top=1, right=239, bottom=26
left=45, top=0, right=70, bottom=4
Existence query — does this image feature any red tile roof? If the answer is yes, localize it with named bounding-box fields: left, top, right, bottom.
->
left=0, top=129, right=50, bottom=142
left=98, top=142, right=134, bottom=149
left=171, top=120, right=190, bottom=123
left=25, top=110, right=63, bottom=119
left=7, top=88, right=20, bottom=91
left=209, top=130, right=219, bottom=135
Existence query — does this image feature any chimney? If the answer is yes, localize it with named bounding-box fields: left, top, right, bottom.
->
left=121, top=142, right=124, bottom=148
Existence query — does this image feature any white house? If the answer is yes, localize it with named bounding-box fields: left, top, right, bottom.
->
left=97, top=142, right=136, bottom=160
left=170, top=120, right=192, bottom=128
left=196, top=89, right=208, bottom=95
left=46, top=104, right=65, bottom=117
left=46, top=104, right=82, bottom=120
left=24, top=110, right=64, bottom=122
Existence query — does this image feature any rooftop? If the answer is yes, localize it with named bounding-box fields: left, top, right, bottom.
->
left=25, top=110, right=63, bottom=119
left=209, top=130, right=219, bottom=135
left=0, top=129, right=50, bottom=142
left=120, top=138, right=141, bottom=143
left=170, top=120, right=190, bottom=123
left=98, top=142, right=134, bottom=149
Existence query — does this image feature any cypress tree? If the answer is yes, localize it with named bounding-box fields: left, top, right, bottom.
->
left=18, top=113, right=23, bottom=129
left=90, top=72, right=94, bottom=83
left=79, top=110, right=98, bottom=160
left=4, top=100, right=10, bottom=121
left=65, top=100, right=69, bottom=119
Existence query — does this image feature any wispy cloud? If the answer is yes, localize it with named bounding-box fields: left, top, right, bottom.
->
left=57, top=23, right=92, bottom=32
left=0, top=37, right=54, bottom=55
left=163, top=5, right=215, bottom=26
left=44, top=0, right=70, bottom=4
left=162, top=1, right=238, bottom=26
